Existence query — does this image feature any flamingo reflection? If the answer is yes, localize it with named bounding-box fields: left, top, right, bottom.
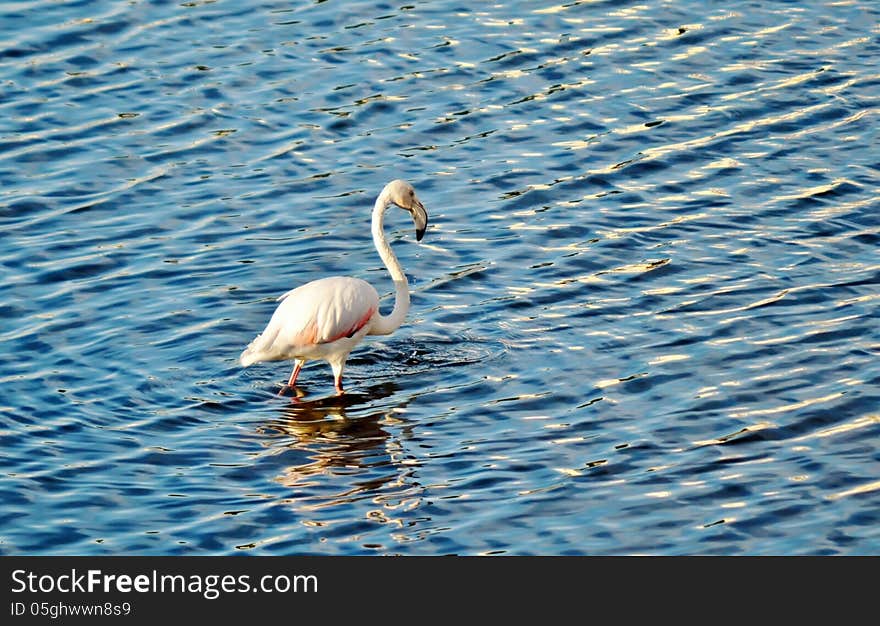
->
left=258, top=383, right=420, bottom=497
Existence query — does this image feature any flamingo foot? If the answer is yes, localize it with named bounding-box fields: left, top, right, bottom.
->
left=278, top=384, right=306, bottom=401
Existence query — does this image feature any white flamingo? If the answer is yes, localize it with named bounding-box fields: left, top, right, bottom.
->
left=240, top=179, right=428, bottom=393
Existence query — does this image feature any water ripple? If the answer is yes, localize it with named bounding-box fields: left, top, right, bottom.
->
left=1, top=0, right=878, bottom=555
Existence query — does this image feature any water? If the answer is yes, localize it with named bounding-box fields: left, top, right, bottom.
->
left=1, top=0, right=878, bottom=555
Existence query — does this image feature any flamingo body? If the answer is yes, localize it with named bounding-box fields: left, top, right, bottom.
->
left=240, top=276, right=378, bottom=369
left=240, top=180, right=428, bottom=393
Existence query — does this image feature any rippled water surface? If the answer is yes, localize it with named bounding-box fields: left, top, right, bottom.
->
left=2, top=0, right=879, bottom=555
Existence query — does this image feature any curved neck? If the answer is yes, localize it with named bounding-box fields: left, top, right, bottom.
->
left=369, top=191, right=410, bottom=335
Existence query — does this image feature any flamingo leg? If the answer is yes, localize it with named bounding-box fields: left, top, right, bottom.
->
left=330, top=358, right=346, bottom=394
left=278, top=360, right=304, bottom=395
left=287, top=360, right=303, bottom=387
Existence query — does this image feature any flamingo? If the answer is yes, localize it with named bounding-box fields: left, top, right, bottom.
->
left=239, top=179, right=428, bottom=393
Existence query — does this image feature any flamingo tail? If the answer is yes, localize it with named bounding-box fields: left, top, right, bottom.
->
left=239, top=328, right=279, bottom=366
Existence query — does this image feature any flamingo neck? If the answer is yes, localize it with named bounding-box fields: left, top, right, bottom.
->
left=369, top=190, right=410, bottom=336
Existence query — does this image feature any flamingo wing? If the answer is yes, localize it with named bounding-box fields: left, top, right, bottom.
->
left=240, top=276, right=379, bottom=365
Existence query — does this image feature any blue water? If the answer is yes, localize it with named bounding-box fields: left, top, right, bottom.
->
left=2, top=0, right=879, bottom=555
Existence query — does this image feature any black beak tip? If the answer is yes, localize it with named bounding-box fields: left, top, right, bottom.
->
left=416, top=227, right=425, bottom=242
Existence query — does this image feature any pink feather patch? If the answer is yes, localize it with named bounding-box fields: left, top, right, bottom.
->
left=293, top=322, right=320, bottom=346
left=326, top=307, right=376, bottom=344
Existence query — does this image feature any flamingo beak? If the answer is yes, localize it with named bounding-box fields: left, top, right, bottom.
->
left=412, top=200, right=428, bottom=241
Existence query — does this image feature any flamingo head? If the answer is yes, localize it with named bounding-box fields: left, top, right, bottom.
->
left=384, top=179, right=428, bottom=241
